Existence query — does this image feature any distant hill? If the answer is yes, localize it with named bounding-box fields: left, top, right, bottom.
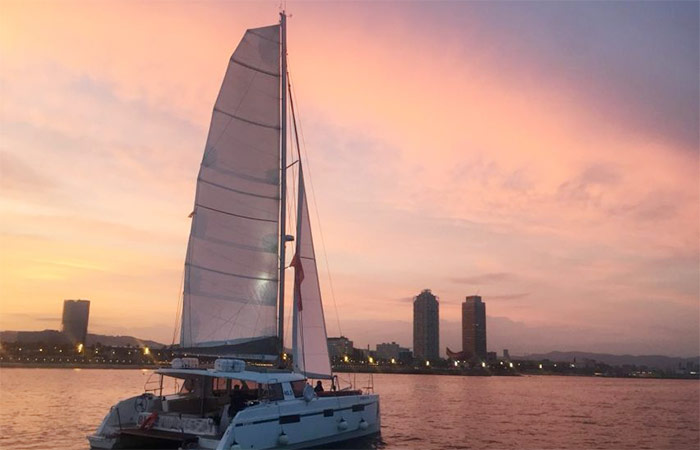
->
left=0, top=330, right=165, bottom=349
left=515, top=351, right=699, bottom=371
left=85, top=334, right=166, bottom=348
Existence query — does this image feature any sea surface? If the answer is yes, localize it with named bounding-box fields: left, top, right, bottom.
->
left=0, top=368, right=698, bottom=449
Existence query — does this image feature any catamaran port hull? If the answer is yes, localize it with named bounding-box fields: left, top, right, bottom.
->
left=89, top=392, right=380, bottom=450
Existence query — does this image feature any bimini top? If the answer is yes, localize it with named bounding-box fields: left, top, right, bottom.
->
left=156, top=367, right=306, bottom=384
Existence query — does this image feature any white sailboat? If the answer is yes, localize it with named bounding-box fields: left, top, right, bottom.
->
left=88, top=13, right=380, bottom=450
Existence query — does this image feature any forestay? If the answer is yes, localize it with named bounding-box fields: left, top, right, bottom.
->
left=181, top=24, right=281, bottom=353
left=292, top=170, right=333, bottom=379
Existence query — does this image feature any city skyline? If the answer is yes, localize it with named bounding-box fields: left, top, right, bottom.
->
left=1, top=2, right=698, bottom=357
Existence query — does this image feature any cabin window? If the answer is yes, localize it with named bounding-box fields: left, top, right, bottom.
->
left=232, top=380, right=258, bottom=391
left=291, top=380, right=306, bottom=398
left=261, top=383, right=284, bottom=401
left=212, top=377, right=228, bottom=395
left=179, top=377, right=196, bottom=394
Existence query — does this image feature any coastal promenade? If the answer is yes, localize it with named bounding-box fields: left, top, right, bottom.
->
left=1, top=342, right=696, bottom=379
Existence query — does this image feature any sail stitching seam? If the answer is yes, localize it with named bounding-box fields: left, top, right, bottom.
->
left=187, top=289, right=277, bottom=309
left=231, top=56, right=280, bottom=77
left=207, top=165, right=278, bottom=186
left=248, top=29, right=280, bottom=44
left=197, top=235, right=275, bottom=254
left=214, top=107, right=280, bottom=130
left=187, top=262, right=279, bottom=282
left=196, top=203, right=276, bottom=223
left=199, top=177, right=280, bottom=200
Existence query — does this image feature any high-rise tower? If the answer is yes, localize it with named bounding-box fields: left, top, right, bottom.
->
left=462, top=295, right=486, bottom=360
left=413, top=289, right=439, bottom=361
left=62, top=299, right=90, bottom=345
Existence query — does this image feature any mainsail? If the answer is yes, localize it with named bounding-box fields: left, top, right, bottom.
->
left=181, top=24, right=281, bottom=355
left=292, top=169, right=333, bottom=378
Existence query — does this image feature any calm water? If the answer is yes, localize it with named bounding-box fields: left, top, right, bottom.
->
left=0, top=369, right=698, bottom=449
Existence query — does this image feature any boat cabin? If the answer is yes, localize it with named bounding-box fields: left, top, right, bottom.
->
left=156, top=368, right=307, bottom=414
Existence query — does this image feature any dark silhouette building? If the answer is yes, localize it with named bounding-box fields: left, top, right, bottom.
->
left=462, top=295, right=486, bottom=360
left=327, top=336, right=354, bottom=360
left=413, top=289, right=439, bottom=361
left=61, top=299, right=90, bottom=345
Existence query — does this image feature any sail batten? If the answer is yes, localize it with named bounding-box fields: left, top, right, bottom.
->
left=213, top=107, right=281, bottom=130
left=181, top=24, right=281, bottom=353
left=230, top=57, right=281, bottom=77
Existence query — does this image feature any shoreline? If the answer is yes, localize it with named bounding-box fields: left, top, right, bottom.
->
left=1, top=362, right=696, bottom=379
left=0, top=362, right=161, bottom=370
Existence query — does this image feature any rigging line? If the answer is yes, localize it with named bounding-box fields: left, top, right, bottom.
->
left=171, top=268, right=186, bottom=346
left=299, top=308, right=307, bottom=375
left=287, top=70, right=343, bottom=338
left=201, top=294, right=256, bottom=344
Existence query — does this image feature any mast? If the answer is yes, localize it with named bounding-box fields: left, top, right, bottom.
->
left=277, top=11, right=288, bottom=358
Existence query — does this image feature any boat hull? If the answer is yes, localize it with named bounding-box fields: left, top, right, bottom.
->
left=89, top=393, right=380, bottom=450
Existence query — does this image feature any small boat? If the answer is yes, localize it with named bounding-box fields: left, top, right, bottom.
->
left=89, top=12, right=380, bottom=450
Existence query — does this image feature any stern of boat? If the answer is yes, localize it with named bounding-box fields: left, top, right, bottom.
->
left=88, top=393, right=160, bottom=449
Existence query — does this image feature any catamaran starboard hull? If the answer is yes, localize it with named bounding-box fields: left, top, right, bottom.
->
left=89, top=392, right=380, bottom=450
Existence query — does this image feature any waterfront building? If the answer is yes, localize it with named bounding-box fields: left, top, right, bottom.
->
left=503, top=349, right=510, bottom=361
left=327, top=336, right=353, bottom=360
left=376, top=342, right=400, bottom=361
left=413, top=289, right=439, bottom=361
left=398, top=347, right=413, bottom=364
left=462, top=295, right=486, bottom=360
left=62, top=299, right=90, bottom=345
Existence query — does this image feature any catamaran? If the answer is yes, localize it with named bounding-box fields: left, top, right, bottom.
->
left=88, top=13, right=380, bottom=450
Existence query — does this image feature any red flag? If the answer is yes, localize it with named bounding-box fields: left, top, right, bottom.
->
left=290, top=253, right=304, bottom=310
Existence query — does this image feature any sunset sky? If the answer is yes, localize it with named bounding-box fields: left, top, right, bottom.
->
left=1, top=1, right=698, bottom=356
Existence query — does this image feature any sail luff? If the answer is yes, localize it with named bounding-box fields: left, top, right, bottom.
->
left=277, top=11, right=288, bottom=357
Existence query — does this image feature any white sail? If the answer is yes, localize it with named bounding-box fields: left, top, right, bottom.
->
left=181, top=24, right=281, bottom=352
left=292, top=170, right=333, bottom=379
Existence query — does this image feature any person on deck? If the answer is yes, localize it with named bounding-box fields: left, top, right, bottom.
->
left=314, top=380, right=324, bottom=393
left=229, top=385, right=246, bottom=417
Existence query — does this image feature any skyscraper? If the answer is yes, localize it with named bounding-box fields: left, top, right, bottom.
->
left=413, top=289, right=439, bottom=361
left=462, top=295, right=486, bottom=360
left=62, top=299, right=90, bottom=345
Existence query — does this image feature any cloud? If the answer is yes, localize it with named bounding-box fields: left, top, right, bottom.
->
left=0, top=2, right=697, bottom=356
left=0, top=151, right=59, bottom=199
left=488, top=293, right=531, bottom=301
left=449, top=273, right=516, bottom=285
